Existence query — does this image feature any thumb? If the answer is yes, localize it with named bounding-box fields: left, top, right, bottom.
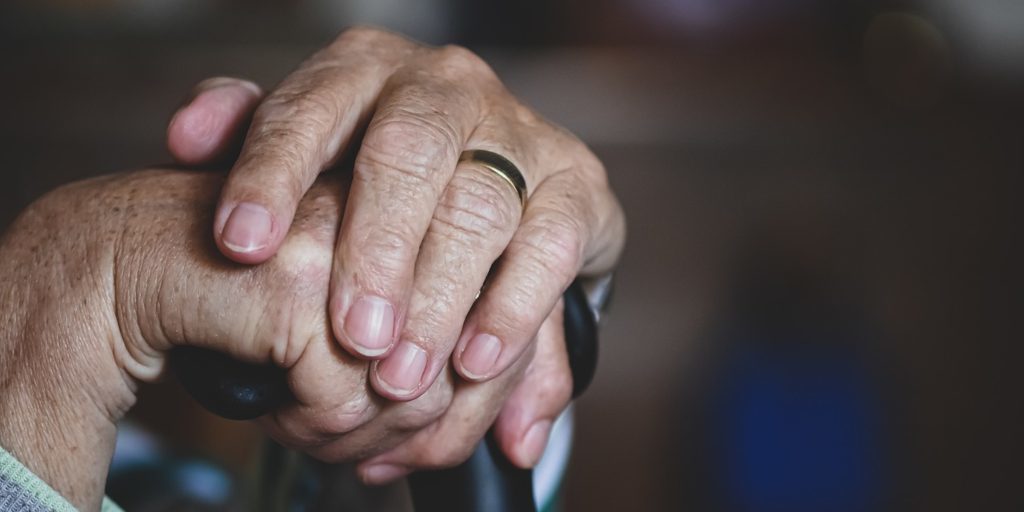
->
left=167, top=77, right=263, bottom=166
left=115, top=171, right=344, bottom=380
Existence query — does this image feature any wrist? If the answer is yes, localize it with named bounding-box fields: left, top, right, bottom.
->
left=0, top=180, right=137, bottom=510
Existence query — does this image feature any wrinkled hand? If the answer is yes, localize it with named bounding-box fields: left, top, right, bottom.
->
left=167, top=29, right=626, bottom=420
left=0, top=169, right=573, bottom=510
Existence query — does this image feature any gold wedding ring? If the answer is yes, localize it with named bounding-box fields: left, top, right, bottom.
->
left=459, top=149, right=528, bottom=210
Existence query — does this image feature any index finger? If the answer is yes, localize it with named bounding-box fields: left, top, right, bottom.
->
left=213, top=29, right=409, bottom=264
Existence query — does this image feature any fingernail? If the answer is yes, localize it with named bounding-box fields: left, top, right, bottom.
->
left=221, top=202, right=272, bottom=253
left=362, top=464, right=407, bottom=485
left=460, top=333, right=502, bottom=379
left=344, top=295, right=395, bottom=356
left=376, top=342, right=427, bottom=395
left=520, top=420, right=552, bottom=467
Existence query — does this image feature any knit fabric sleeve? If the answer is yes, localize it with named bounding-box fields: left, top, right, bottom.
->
left=0, top=445, right=122, bottom=512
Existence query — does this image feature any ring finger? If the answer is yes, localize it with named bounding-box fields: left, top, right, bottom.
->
left=369, top=119, right=532, bottom=400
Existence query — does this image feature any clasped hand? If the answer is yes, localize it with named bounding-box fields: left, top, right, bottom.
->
left=0, top=27, right=625, bottom=512
left=164, top=25, right=624, bottom=484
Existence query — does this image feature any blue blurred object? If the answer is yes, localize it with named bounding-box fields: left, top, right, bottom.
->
left=702, top=236, right=889, bottom=512
left=106, top=422, right=235, bottom=511
left=713, top=339, right=883, bottom=512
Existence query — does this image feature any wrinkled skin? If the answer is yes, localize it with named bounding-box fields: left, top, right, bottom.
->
left=0, top=170, right=572, bottom=511
left=167, top=27, right=626, bottom=417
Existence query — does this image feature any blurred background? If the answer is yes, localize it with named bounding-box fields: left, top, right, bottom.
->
left=1, top=0, right=1021, bottom=510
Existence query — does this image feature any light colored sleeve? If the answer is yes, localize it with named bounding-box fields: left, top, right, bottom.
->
left=0, top=445, right=122, bottom=512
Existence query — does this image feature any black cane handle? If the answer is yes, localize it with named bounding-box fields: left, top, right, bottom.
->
left=171, top=279, right=599, bottom=511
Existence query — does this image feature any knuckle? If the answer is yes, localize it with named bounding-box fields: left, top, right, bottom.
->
left=393, top=408, right=440, bottom=434
left=335, top=25, right=405, bottom=47
left=267, top=414, right=325, bottom=450
left=437, top=44, right=493, bottom=76
left=329, top=26, right=419, bottom=63
left=476, top=289, right=539, bottom=343
left=230, top=150, right=307, bottom=203
left=408, top=280, right=457, bottom=336
left=338, top=25, right=382, bottom=42
left=257, top=84, right=340, bottom=138
left=510, top=101, right=544, bottom=128
left=435, top=45, right=501, bottom=88
left=290, top=182, right=346, bottom=244
left=542, top=369, right=574, bottom=408
left=316, top=394, right=375, bottom=436
left=239, top=123, right=320, bottom=186
left=514, top=210, right=584, bottom=285
left=575, top=150, right=611, bottom=187
left=374, top=103, right=460, bottom=154
left=261, top=290, right=325, bottom=368
left=359, top=114, right=458, bottom=188
left=355, top=221, right=419, bottom=284
left=433, top=172, right=518, bottom=242
left=269, top=397, right=365, bottom=448
left=487, top=306, right=537, bottom=344
left=539, top=124, right=607, bottom=185
left=376, top=219, right=420, bottom=251
left=395, top=388, right=452, bottom=432
left=271, top=237, right=333, bottom=285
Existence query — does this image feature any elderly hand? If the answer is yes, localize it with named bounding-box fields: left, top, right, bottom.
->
left=0, top=169, right=573, bottom=511
left=166, top=29, right=626, bottom=413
